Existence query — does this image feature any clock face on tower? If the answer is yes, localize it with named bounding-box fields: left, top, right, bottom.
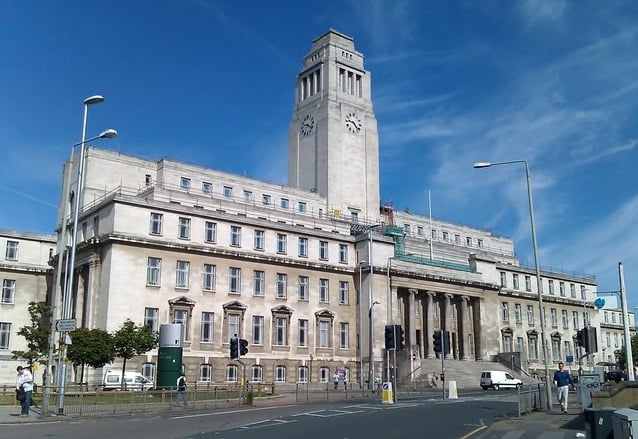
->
left=300, top=114, right=314, bottom=136
left=345, top=112, right=362, bottom=134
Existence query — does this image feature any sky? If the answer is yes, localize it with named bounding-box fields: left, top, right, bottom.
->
left=1, top=0, right=637, bottom=308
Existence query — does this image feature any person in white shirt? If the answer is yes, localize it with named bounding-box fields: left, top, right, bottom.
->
left=16, top=366, right=34, bottom=416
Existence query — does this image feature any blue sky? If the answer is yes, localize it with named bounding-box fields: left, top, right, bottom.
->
left=1, top=1, right=637, bottom=308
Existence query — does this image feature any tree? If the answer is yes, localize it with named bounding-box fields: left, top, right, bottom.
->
left=617, top=333, right=638, bottom=370
left=11, top=301, right=52, bottom=366
left=112, top=319, right=158, bottom=389
left=67, top=328, right=115, bottom=383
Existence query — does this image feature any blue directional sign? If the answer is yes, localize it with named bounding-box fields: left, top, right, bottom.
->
left=566, top=355, right=574, bottom=363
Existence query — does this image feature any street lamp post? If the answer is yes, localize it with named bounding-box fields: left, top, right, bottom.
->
left=474, top=160, right=553, bottom=410
left=54, top=95, right=115, bottom=415
left=358, top=260, right=368, bottom=389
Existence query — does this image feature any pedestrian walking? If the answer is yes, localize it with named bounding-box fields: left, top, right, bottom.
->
left=429, top=372, right=438, bottom=388
left=553, top=362, right=573, bottom=413
left=16, top=366, right=33, bottom=417
left=333, top=371, right=340, bottom=390
left=176, top=373, right=187, bottom=406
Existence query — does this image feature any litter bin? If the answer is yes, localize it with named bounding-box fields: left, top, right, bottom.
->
left=613, top=407, right=638, bottom=439
left=584, top=407, right=616, bottom=439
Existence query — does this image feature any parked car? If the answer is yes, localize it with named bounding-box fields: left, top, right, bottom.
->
left=480, top=370, right=522, bottom=390
left=102, top=370, right=154, bottom=391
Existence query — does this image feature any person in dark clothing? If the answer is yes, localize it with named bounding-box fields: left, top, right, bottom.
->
left=176, top=373, right=187, bottom=406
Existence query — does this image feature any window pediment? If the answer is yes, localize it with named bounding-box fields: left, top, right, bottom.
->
left=168, top=296, right=196, bottom=307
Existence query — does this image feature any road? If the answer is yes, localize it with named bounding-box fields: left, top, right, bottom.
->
left=0, top=390, right=520, bottom=439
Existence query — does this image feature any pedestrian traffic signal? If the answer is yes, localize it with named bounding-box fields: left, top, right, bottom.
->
left=395, top=325, right=405, bottom=350
left=239, top=338, right=249, bottom=356
left=230, top=338, right=239, bottom=359
left=583, top=326, right=598, bottom=354
left=384, top=325, right=396, bottom=350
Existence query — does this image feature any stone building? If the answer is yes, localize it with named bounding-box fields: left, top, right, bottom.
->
left=2, top=30, right=604, bottom=386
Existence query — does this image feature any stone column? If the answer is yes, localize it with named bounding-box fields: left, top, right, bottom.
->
left=473, top=298, right=483, bottom=361
left=408, top=289, right=418, bottom=349
left=426, top=292, right=435, bottom=358
left=460, top=296, right=471, bottom=360
left=444, top=294, right=454, bottom=359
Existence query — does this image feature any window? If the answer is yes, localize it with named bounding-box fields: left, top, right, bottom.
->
left=205, top=221, right=217, bottom=243
left=262, top=194, right=271, bottom=205
left=499, top=272, right=507, bottom=288
left=298, top=202, right=307, bottom=213
left=318, top=320, right=330, bottom=348
left=580, top=285, right=586, bottom=300
left=226, top=364, right=238, bottom=382
left=254, top=230, right=265, bottom=250
left=199, top=364, right=212, bottom=382
left=252, top=316, right=264, bottom=345
left=178, top=217, right=191, bottom=239
left=417, top=226, right=424, bottom=236
left=338, top=244, right=348, bottom=263
left=202, top=181, right=212, bottom=194
left=570, top=283, right=576, bottom=298
left=229, top=267, right=241, bottom=293
left=251, top=365, right=263, bottom=382
left=147, top=257, right=162, bottom=286
left=297, top=366, right=308, bottom=383
left=514, top=304, right=522, bottom=324
left=527, top=337, right=538, bottom=360
left=276, top=273, right=287, bottom=299
left=319, top=241, right=328, bottom=260
left=298, top=276, right=309, bottom=300
left=230, top=226, right=242, bottom=247
left=280, top=198, right=289, bottom=209
left=223, top=186, right=233, bottom=198
left=276, top=234, right=287, bottom=254
left=501, top=302, right=509, bottom=321
left=243, top=190, right=253, bottom=202
left=561, top=310, right=569, bottom=328
left=0, top=322, right=9, bottom=350
left=563, top=341, right=572, bottom=359
left=149, top=213, right=163, bottom=235
left=176, top=261, right=190, bottom=288
left=527, top=305, right=534, bottom=325
left=552, top=339, right=560, bottom=360
left=442, top=231, right=449, bottom=241
left=339, top=323, right=349, bottom=349
left=201, top=312, right=214, bottom=343
left=274, top=316, right=288, bottom=346
left=227, top=313, right=240, bottom=342
left=275, top=365, right=286, bottom=383
left=338, top=281, right=349, bottom=305
left=5, top=241, right=18, bottom=260
left=180, top=177, right=191, bottom=190
left=142, top=362, right=155, bottom=381
left=403, top=223, right=410, bottom=234
left=454, top=234, right=461, bottom=244
left=1, top=280, right=15, bottom=304
left=253, top=270, right=265, bottom=296
left=559, top=282, right=565, bottom=296
left=144, top=307, right=159, bottom=332
left=298, top=237, right=308, bottom=257
left=173, top=309, right=189, bottom=341
left=550, top=308, right=557, bottom=327
left=298, top=319, right=308, bottom=347
left=466, top=236, right=472, bottom=246
left=93, top=216, right=100, bottom=236
left=525, top=276, right=532, bottom=292
left=572, top=311, right=579, bottom=328
left=319, top=367, right=330, bottom=383
left=512, top=274, right=519, bottom=290
left=319, top=279, right=329, bottom=303
left=145, top=174, right=152, bottom=186
left=477, top=238, right=484, bottom=248
left=202, top=264, right=216, bottom=291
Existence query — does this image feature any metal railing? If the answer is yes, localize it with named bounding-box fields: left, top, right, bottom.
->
left=517, top=382, right=548, bottom=415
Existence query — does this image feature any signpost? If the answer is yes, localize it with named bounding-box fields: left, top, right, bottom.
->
left=55, top=319, right=76, bottom=332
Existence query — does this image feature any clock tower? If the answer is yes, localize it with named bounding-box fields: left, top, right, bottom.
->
left=288, top=29, right=380, bottom=224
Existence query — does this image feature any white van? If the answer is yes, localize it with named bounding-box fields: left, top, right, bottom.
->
left=480, top=370, right=522, bottom=390
left=102, top=370, right=154, bottom=391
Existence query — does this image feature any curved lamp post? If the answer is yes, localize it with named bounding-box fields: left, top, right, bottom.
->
left=473, top=160, right=553, bottom=410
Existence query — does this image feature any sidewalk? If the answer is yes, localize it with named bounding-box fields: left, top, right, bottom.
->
left=474, top=406, right=586, bottom=439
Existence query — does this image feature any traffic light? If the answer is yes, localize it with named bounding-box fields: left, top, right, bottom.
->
left=395, top=325, right=405, bottom=350
left=583, top=326, right=598, bottom=354
left=433, top=330, right=443, bottom=353
left=384, top=325, right=396, bottom=350
left=230, top=338, right=239, bottom=359
left=239, top=338, right=249, bottom=356
left=575, top=329, right=585, bottom=348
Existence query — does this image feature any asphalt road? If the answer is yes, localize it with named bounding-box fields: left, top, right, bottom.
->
left=0, top=391, right=520, bottom=439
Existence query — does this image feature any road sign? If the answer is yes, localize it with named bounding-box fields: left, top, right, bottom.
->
left=55, top=319, right=76, bottom=332
left=566, top=355, right=574, bottom=363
